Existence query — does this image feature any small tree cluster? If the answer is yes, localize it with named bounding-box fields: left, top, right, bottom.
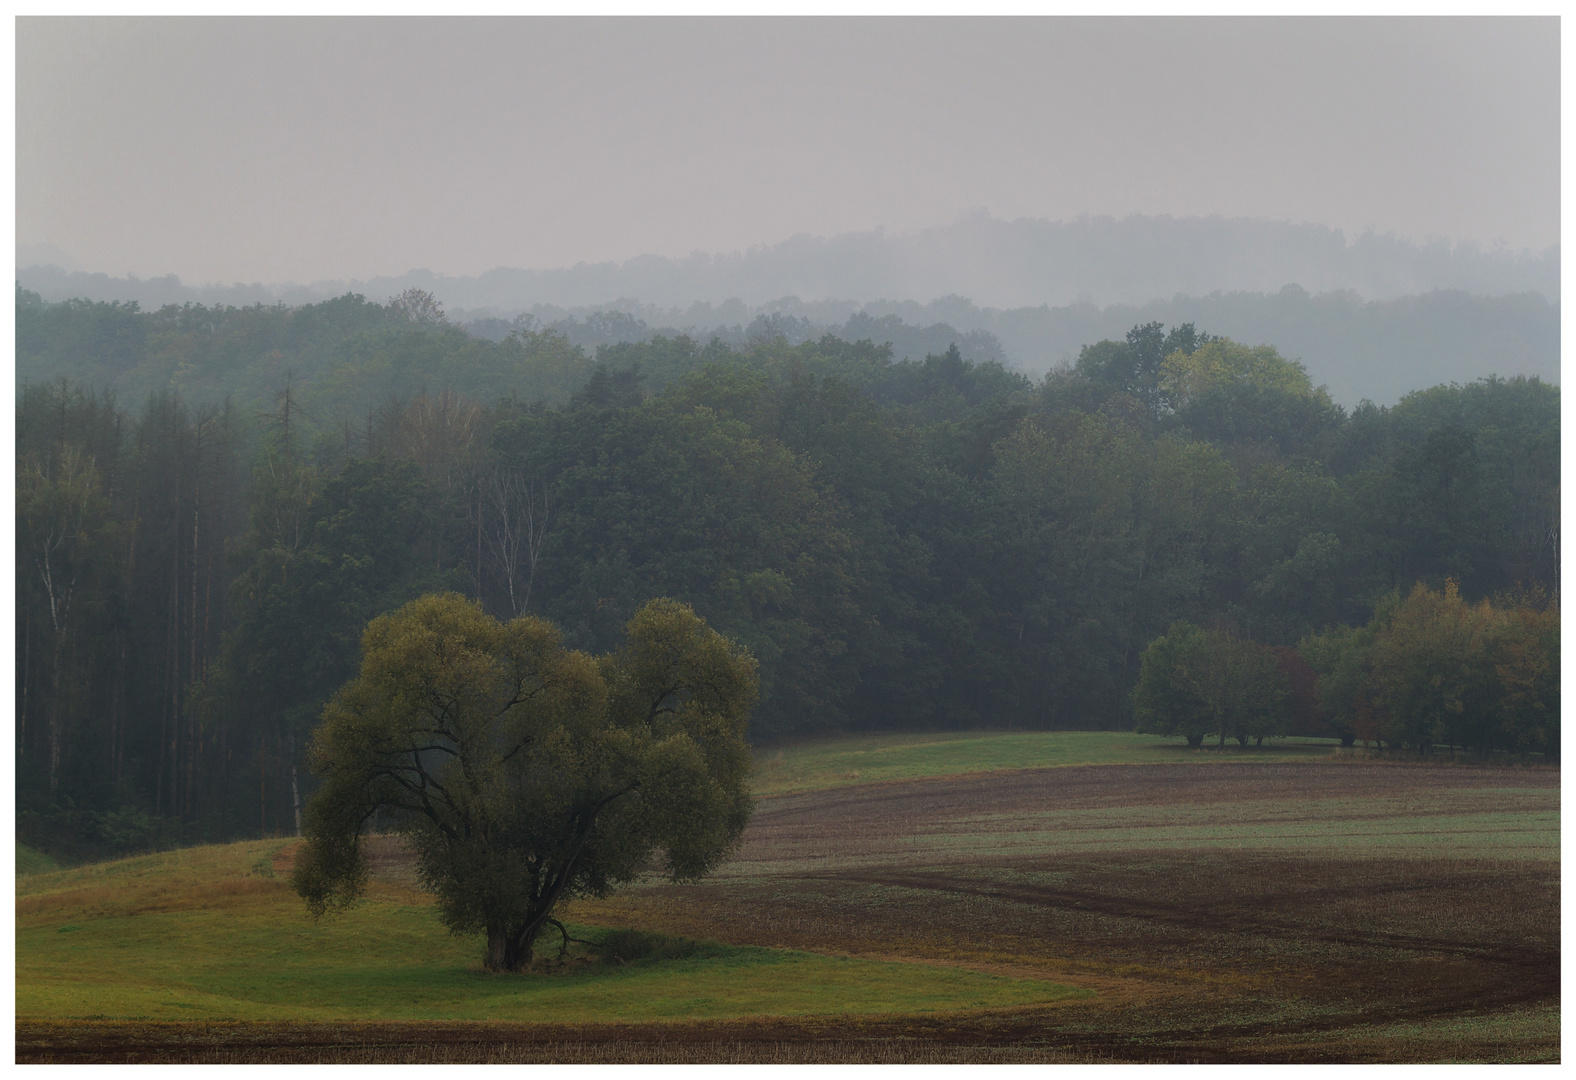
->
left=1301, top=582, right=1558, bottom=757
left=1133, top=622, right=1291, bottom=748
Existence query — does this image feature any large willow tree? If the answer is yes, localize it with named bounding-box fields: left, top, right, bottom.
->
left=292, top=593, right=757, bottom=971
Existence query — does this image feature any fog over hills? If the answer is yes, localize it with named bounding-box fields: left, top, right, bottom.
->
left=18, top=213, right=1559, bottom=407
left=452, top=288, right=1552, bottom=412
left=21, top=214, right=1557, bottom=310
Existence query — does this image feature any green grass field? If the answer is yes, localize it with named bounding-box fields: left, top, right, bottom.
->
left=18, top=842, right=62, bottom=876
left=15, top=838, right=1084, bottom=1023
left=751, top=730, right=1342, bottom=795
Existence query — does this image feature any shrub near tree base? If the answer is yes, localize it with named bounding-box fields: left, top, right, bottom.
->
left=291, top=593, right=757, bottom=972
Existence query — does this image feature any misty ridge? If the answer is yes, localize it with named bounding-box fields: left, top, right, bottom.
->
left=20, top=213, right=1558, bottom=309
left=456, top=287, right=1552, bottom=412
left=18, top=213, right=1559, bottom=408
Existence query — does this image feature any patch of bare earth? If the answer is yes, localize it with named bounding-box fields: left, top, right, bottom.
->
left=19, top=761, right=1558, bottom=1063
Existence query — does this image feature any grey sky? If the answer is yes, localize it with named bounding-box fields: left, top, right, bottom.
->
left=16, top=17, right=1559, bottom=286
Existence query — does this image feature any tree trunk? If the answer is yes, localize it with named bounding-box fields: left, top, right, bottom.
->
left=188, top=442, right=201, bottom=821
left=288, top=732, right=303, bottom=837
left=111, top=635, right=125, bottom=784
left=165, top=487, right=180, bottom=816
left=486, top=926, right=509, bottom=971
left=48, top=626, right=64, bottom=792
left=259, top=733, right=268, bottom=835
left=485, top=920, right=544, bottom=972
left=19, top=615, right=28, bottom=759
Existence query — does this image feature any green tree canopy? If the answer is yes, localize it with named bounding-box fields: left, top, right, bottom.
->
left=1133, top=621, right=1291, bottom=748
left=1160, top=338, right=1317, bottom=407
left=1133, top=621, right=1213, bottom=747
left=291, top=593, right=757, bottom=972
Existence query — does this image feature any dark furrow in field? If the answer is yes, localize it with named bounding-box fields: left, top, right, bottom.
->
left=572, top=761, right=1559, bottom=1057
left=814, top=865, right=1554, bottom=967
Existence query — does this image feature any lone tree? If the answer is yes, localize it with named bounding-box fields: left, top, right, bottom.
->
left=291, top=592, right=757, bottom=971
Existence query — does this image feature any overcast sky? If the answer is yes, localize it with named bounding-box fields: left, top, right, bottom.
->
left=16, top=17, right=1560, bottom=286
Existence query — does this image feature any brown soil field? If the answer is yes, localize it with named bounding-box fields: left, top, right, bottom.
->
left=18, top=760, right=1559, bottom=1063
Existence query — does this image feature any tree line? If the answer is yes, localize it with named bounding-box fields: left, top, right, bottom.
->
left=1135, top=580, right=1557, bottom=757
left=15, top=288, right=1560, bottom=856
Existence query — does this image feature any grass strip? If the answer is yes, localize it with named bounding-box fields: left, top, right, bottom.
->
left=752, top=731, right=1344, bottom=795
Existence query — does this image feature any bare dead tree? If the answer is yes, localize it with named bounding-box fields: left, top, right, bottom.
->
left=19, top=445, right=102, bottom=792
left=378, top=390, right=481, bottom=488
left=477, top=466, right=553, bottom=617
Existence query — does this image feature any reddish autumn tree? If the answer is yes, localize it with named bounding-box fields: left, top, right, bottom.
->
left=1272, top=646, right=1325, bottom=739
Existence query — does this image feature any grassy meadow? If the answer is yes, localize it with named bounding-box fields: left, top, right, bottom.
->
left=18, top=842, right=62, bottom=876
left=15, top=837, right=1083, bottom=1024
left=751, top=729, right=1344, bottom=795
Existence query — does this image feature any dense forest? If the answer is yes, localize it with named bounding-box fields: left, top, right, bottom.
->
left=16, top=287, right=1559, bottom=858
left=19, top=272, right=1558, bottom=412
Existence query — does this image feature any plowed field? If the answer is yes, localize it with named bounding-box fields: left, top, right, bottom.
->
left=18, top=758, right=1559, bottom=1062
left=566, top=760, right=1559, bottom=1061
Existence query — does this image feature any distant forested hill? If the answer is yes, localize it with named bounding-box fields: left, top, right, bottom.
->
left=18, top=282, right=1556, bottom=411
left=19, top=213, right=1558, bottom=312
left=476, top=287, right=1559, bottom=409
left=971, top=287, right=1558, bottom=408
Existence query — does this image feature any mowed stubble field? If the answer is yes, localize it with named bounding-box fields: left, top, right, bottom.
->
left=17, top=735, right=1560, bottom=1063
